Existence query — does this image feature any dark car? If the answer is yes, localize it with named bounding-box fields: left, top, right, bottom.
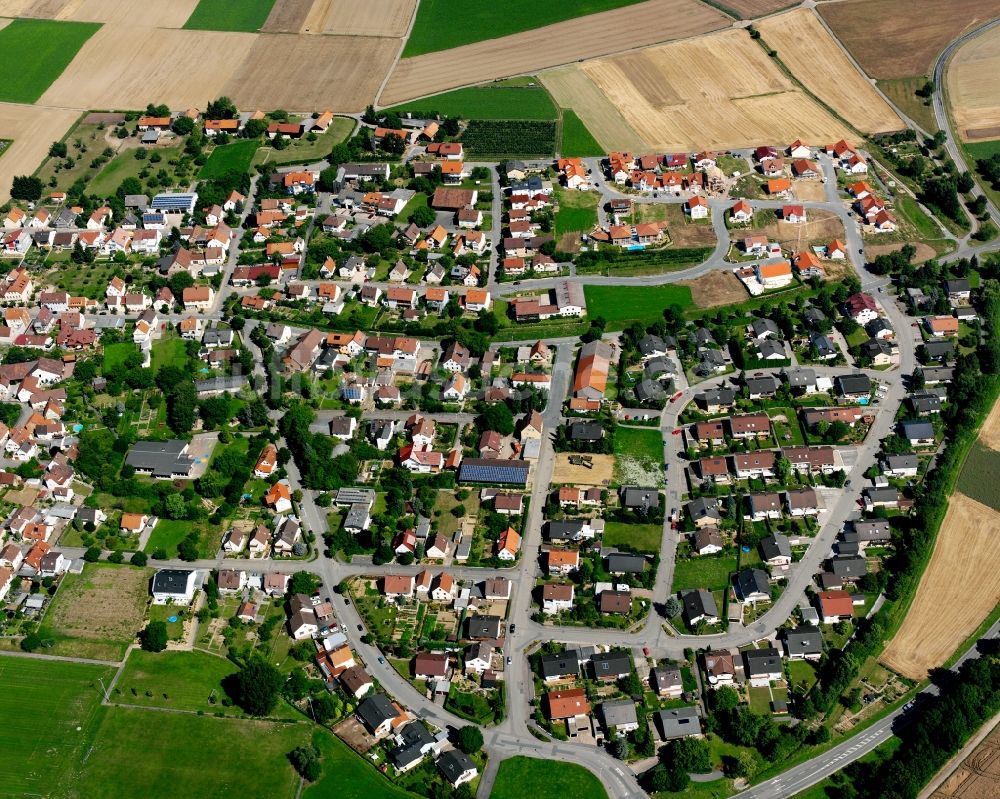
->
left=356, top=624, right=363, bottom=632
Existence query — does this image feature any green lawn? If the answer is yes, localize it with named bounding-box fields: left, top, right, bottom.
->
left=115, top=650, right=237, bottom=713
left=304, top=729, right=419, bottom=799
left=65, top=707, right=308, bottom=799
left=748, top=686, right=774, bottom=714
left=402, top=0, right=644, bottom=56
left=583, top=284, right=695, bottom=327
left=603, top=521, right=662, bottom=554
left=672, top=552, right=738, bottom=592
left=144, top=519, right=196, bottom=556
left=560, top=109, right=604, bottom=157
left=183, top=0, right=277, bottom=31
left=786, top=659, right=818, bottom=691
left=103, top=341, right=141, bottom=373
left=614, top=426, right=664, bottom=463
left=199, top=140, right=260, bottom=179
left=490, top=756, right=608, bottom=799
left=0, top=19, right=100, bottom=103
left=0, top=658, right=115, bottom=796
left=388, top=81, right=558, bottom=120
left=555, top=187, right=599, bottom=236
left=88, top=145, right=182, bottom=199
left=151, top=336, right=189, bottom=372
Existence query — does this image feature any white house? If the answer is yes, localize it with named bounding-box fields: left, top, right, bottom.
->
left=151, top=569, right=198, bottom=605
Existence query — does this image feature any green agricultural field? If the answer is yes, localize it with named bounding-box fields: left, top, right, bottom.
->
left=115, top=650, right=238, bottom=713
left=603, top=521, right=662, bottom=553
left=183, top=0, right=277, bottom=32
left=0, top=658, right=115, bottom=796
left=459, top=119, right=556, bottom=159
left=490, top=756, right=608, bottom=799
left=555, top=188, right=599, bottom=236
left=403, top=0, right=644, bottom=56
left=967, top=140, right=1000, bottom=161
left=957, top=441, right=1000, bottom=512
left=0, top=19, right=100, bottom=103
left=65, top=707, right=308, bottom=799
left=388, top=81, right=557, bottom=120
left=199, top=139, right=259, bottom=179
left=583, top=284, right=695, bottom=327
left=560, top=109, right=604, bottom=157
left=672, top=552, right=738, bottom=592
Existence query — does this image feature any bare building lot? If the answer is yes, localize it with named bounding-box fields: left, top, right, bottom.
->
left=551, top=453, right=616, bottom=486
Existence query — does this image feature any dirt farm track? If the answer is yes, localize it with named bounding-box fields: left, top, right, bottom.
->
left=880, top=492, right=1000, bottom=681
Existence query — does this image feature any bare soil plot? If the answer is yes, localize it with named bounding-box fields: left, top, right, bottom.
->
left=681, top=270, right=748, bottom=308
left=977, top=392, right=1000, bottom=452
left=58, top=0, right=199, bottom=26
left=791, top=181, right=827, bottom=202
left=261, top=0, right=312, bottom=31
left=307, top=0, right=415, bottom=36
left=717, top=0, right=794, bottom=17
left=755, top=209, right=845, bottom=250
left=819, top=0, right=1000, bottom=80
left=947, top=25, right=1000, bottom=142
left=224, top=33, right=398, bottom=112
left=551, top=453, right=615, bottom=485
left=756, top=9, right=902, bottom=133
left=379, top=0, right=728, bottom=105
left=541, top=66, right=646, bottom=151
left=574, top=28, right=851, bottom=151
left=0, top=102, right=78, bottom=203
left=39, top=563, right=149, bottom=660
left=866, top=241, right=937, bottom=264
left=929, top=723, right=1000, bottom=799
left=881, top=492, right=1000, bottom=680
left=39, top=25, right=255, bottom=109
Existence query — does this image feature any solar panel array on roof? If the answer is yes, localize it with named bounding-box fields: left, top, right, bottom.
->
left=151, top=192, right=198, bottom=213
left=458, top=458, right=529, bottom=485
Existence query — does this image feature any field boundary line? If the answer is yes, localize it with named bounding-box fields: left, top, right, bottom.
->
left=0, top=649, right=121, bottom=666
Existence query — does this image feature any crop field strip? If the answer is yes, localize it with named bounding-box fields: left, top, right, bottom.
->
left=946, top=24, right=1000, bottom=142
left=379, top=0, right=729, bottom=106
left=818, top=0, right=1000, bottom=80
left=569, top=27, right=851, bottom=151
left=756, top=9, right=903, bottom=134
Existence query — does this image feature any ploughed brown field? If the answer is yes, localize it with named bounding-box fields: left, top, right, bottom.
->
left=819, top=0, right=1000, bottom=79
left=880, top=492, right=1000, bottom=680
left=378, top=0, right=729, bottom=105
left=756, top=9, right=902, bottom=133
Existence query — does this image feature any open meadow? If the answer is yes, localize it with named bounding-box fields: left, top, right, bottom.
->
left=583, top=284, right=694, bottom=326
left=570, top=28, right=851, bottom=151
left=490, top=756, right=609, bottom=799
left=0, top=17, right=98, bottom=103
left=0, top=657, right=114, bottom=797
left=947, top=25, right=1000, bottom=142
left=38, top=563, right=150, bottom=660
left=379, top=0, right=728, bottom=105
left=819, top=0, right=1000, bottom=79
left=756, top=9, right=902, bottom=133
left=0, top=102, right=79, bottom=203
left=880, top=492, right=1000, bottom=680
left=115, top=650, right=238, bottom=713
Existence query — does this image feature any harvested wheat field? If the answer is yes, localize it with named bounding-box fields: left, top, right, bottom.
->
left=948, top=26, right=1000, bottom=142
left=0, top=0, right=35, bottom=15
left=0, top=16, right=10, bottom=29
left=379, top=0, right=729, bottom=105
left=542, top=66, right=647, bottom=151
left=719, top=0, right=795, bottom=17
left=39, top=25, right=255, bottom=109
left=574, top=28, right=851, bottom=151
left=551, top=453, right=615, bottom=486
left=819, top=0, right=1000, bottom=79
left=757, top=9, right=902, bottom=133
left=56, top=0, right=198, bottom=26
left=977, top=392, right=1000, bottom=452
left=261, top=0, right=312, bottom=32
left=0, top=102, right=79, bottom=203
left=224, top=34, right=397, bottom=112
left=304, top=0, right=415, bottom=36
left=681, top=270, right=748, bottom=308
left=881, top=492, right=1000, bottom=680
left=929, top=722, right=1000, bottom=799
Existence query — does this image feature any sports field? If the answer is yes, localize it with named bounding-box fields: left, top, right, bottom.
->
left=199, top=139, right=260, bottom=179
left=387, top=82, right=558, bottom=120
left=116, top=650, right=238, bottom=713
left=402, top=0, right=647, bottom=56
left=756, top=10, right=902, bottom=133
left=583, top=284, right=695, bottom=325
left=69, top=708, right=309, bottom=799
left=0, top=657, right=114, bottom=797
left=947, top=24, right=1000, bottom=142
left=818, top=0, right=1000, bottom=79
left=560, top=110, right=604, bottom=157
left=570, top=28, right=851, bottom=150
left=490, top=756, right=608, bottom=799
left=37, top=562, right=150, bottom=661
left=0, top=18, right=100, bottom=103
left=184, top=0, right=277, bottom=31
left=380, top=0, right=728, bottom=106
left=881, top=492, right=1000, bottom=680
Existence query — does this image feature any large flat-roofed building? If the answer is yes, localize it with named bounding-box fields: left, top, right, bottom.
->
left=150, top=192, right=198, bottom=214
left=458, top=458, right=529, bottom=486
left=125, top=439, right=195, bottom=479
